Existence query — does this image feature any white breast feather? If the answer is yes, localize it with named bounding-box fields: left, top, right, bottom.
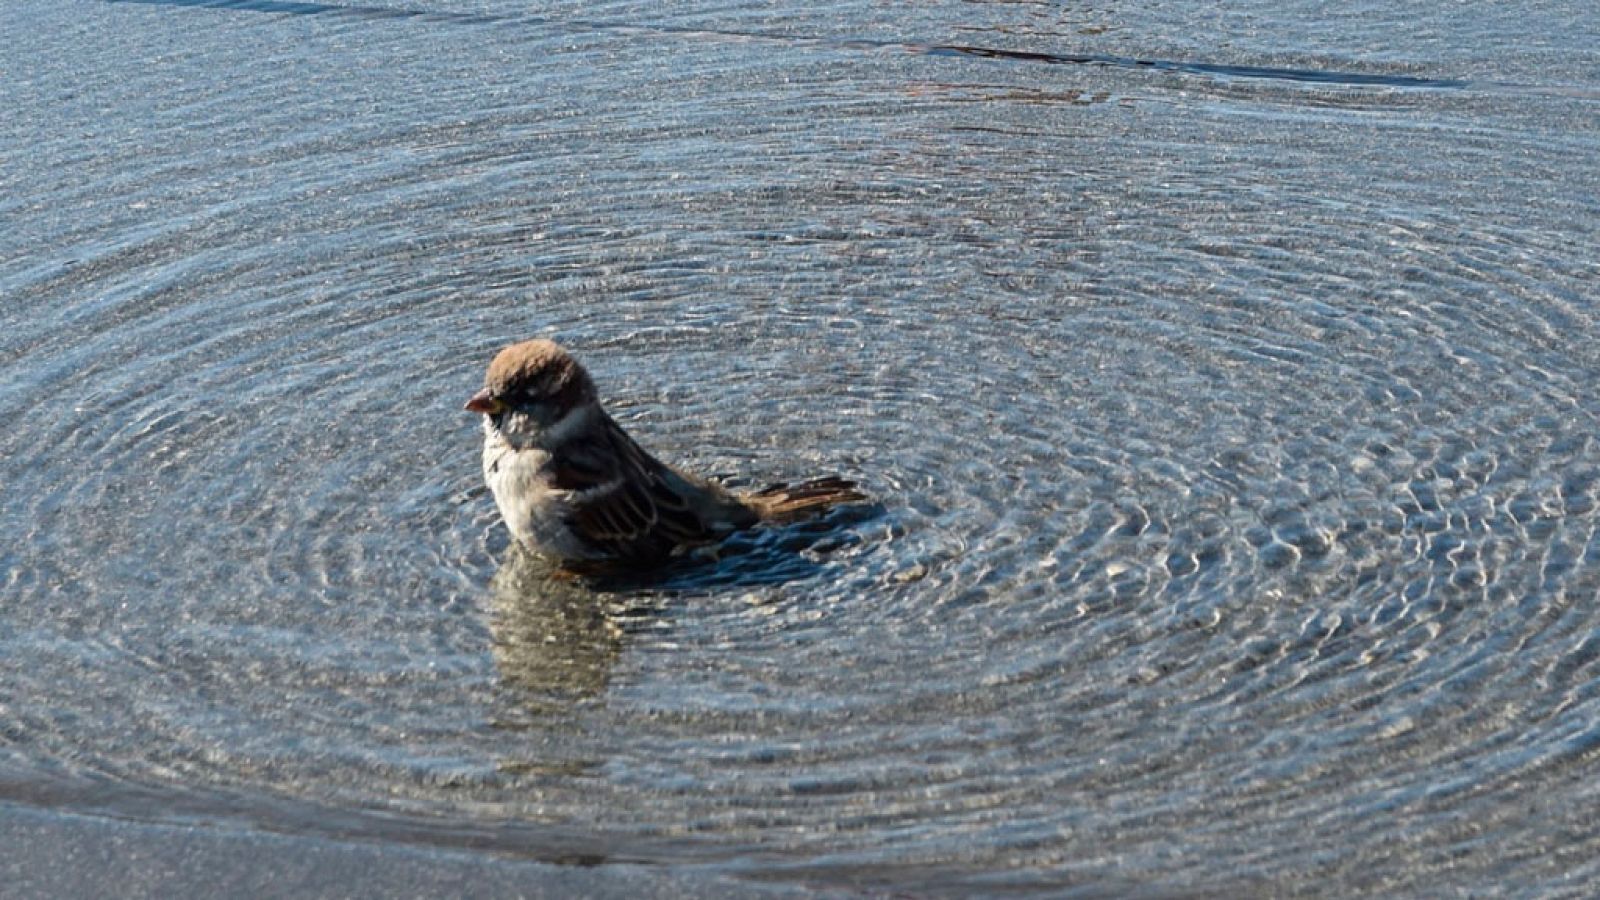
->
left=482, top=426, right=596, bottom=560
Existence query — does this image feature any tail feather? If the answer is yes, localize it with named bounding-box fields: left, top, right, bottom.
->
left=743, top=476, right=867, bottom=523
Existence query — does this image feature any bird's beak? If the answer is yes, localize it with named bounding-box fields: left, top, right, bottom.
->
left=464, top=388, right=505, bottom=415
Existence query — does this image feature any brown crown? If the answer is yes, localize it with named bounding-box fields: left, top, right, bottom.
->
left=483, top=339, right=598, bottom=410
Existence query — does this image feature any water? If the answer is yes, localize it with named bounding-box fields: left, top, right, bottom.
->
left=3, top=0, right=1599, bottom=894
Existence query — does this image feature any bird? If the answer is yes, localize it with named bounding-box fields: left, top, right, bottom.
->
left=465, top=339, right=866, bottom=572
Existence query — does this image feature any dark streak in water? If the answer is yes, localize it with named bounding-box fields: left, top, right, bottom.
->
left=106, top=0, right=505, bottom=23
left=923, top=44, right=1471, bottom=89
left=104, top=0, right=1474, bottom=92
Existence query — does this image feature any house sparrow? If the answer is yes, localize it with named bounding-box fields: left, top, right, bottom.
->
left=465, top=339, right=866, bottom=571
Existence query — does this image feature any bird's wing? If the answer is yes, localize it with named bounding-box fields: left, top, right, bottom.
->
left=555, top=415, right=730, bottom=561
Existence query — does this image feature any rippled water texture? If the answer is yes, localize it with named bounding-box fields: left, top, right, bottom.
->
left=4, top=0, right=1600, bottom=894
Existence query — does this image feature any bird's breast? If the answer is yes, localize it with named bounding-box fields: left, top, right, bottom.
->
left=482, top=441, right=597, bottom=560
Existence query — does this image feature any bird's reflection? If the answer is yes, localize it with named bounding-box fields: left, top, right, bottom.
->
left=488, top=545, right=626, bottom=715
left=487, top=500, right=880, bottom=717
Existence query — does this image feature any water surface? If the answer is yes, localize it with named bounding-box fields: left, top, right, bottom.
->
left=3, top=0, right=1600, bottom=894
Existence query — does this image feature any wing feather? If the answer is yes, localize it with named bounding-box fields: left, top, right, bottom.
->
left=560, top=415, right=730, bottom=562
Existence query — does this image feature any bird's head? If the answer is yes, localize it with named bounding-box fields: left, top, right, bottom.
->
left=466, top=339, right=599, bottom=447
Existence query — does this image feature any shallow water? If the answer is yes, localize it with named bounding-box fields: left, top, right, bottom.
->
left=4, top=0, right=1600, bottom=894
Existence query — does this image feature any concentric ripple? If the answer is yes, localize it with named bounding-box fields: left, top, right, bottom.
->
left=4, top=0, right=1600, bottom=893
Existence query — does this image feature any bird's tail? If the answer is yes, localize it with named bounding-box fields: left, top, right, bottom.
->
left=743, top=476, right=868, bottom=523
